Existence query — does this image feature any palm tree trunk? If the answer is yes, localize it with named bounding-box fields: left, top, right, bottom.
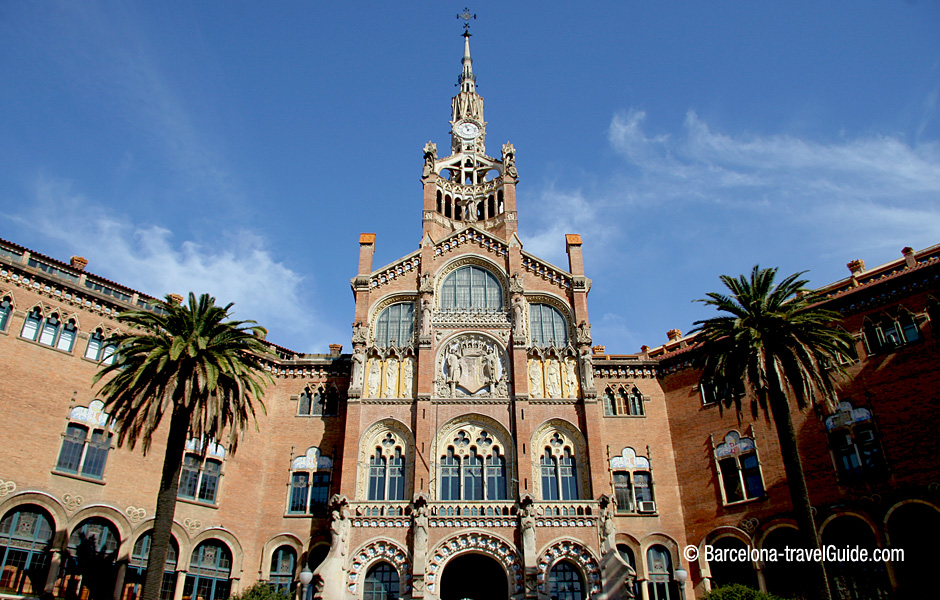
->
left=142, top=407, right=190, bottom=600
left=768, top=389, right=831, bottom=600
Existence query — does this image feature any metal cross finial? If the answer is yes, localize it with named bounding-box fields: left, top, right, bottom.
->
left=457, top=7, right=476, bottom=33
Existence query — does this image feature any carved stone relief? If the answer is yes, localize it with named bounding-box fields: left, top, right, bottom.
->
left=435, top=334, right=510, bottom=398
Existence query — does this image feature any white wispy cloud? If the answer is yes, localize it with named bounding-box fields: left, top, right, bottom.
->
left=14, top=177, right=335, bottom=353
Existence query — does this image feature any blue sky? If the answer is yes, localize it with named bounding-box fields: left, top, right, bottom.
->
left=2, top=1, right=939, bottom=354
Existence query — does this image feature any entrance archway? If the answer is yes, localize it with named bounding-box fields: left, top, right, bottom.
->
left=440, top=552, right=508, bottom=600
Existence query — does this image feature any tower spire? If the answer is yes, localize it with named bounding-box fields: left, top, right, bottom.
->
left=457, top=7, right=477, bottom=95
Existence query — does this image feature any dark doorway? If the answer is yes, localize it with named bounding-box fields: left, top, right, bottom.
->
left=440, top=552, right=508, bottom=600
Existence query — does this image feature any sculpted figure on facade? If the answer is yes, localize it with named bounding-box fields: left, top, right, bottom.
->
left=420, top=273, right=434, bottom=293
left=367, top=359, right=382, bottom=398
left=511, top=295, right=526, bottom=333
left=420, top=298, right=432, bottom=336
left=520, top=495, right=537, bottom=565
left=528, top=360, right=543, bottom=398
left=509, top=271, right=525, bottom=294
left=401, top=356, right=414, bottom=398
left=422, top=141, right=437, bottom=178
left=483, top=347, right=499, bottom=386
left=502, top=142, right=518, bottom=179
left=580, top=348, right=595, bottom=392
left=464, top=199, right=476, bottom=222
left=385, top=357, right=399, bottom=398
left=564, top=358, right=578, bottom=397
left=413, top=495, right=429, bottom=560
left=351, top=350, right=365, bottom=391
left=546, top=359, right=562, bottom=398
left=351, top=322, right=368, bottom=345
left=577, top=320, right=592, bottom=345
left=446, top=347, right=462, bottom=397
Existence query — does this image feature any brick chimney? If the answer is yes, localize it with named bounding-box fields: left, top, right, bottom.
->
left=70, top=256, right=88, bottom=271
left=167, top=293, right=183, bottom=305
left=902, top=247, right=916, bottom=268
left=667, top=329, right=683, bottom=342
left=592, top=345, right=605, bottom=355
left=847, top=259, right=865, bottom=276
left=329, top=344, right=343, bottom=357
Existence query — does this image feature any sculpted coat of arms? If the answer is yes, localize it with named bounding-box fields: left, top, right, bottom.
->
left=438, top=334, right=509, bottom=398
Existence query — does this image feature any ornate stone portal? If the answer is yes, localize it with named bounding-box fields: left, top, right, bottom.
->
left=435, top=333, right=510, bottom=398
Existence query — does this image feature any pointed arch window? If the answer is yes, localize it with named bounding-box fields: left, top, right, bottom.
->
left=440, top=266, right=502, bottom=310
left=463, top=449, right=484, bottom=501
left=529, top=303, right=568, bottom=347
left=440, top=447, right=461, bottom=501
left=85, top=329, right=116, bottom=364
left=603, top=385, right=646, bottom=416
left=863, top=310, right=920, bottom=354
left=540, top=449, right=560, bottom=501
left=368, top=451, right=387, bottom=501
left=486, top=450, right=507, bottom=500
left=0, top=507, right=53, bottom=596
left=549, top=560, right=585, bottom=600
left=21, top=309, right=76, bottom=351
left=375, top=302, right=415, bottom=347
left=363, top=562, right=399, bottom=600
left=0, top=296, right=12, bottom=332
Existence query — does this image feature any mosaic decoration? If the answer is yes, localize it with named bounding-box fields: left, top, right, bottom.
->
left=536, top=540, right=601, bottom=596
left=346, top=539, right=410, bottom=594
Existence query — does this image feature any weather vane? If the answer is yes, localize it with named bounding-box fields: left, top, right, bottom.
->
left=457, top=7, right=476, bottom=33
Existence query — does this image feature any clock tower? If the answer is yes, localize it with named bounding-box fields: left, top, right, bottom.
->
left=420, top=28, right=519, bottom=242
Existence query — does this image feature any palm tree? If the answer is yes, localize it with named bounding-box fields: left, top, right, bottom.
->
left=94, top=292, right=272, bottom=600
left=691, top=266, right=855, bottom=600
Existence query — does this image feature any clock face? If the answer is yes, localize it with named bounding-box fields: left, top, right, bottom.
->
left=456, top=121, right=480, bottom=139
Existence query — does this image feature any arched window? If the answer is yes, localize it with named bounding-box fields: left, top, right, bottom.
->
left=84, top=329, right=116, bottom=364
left=0, top=507, right=53, bottom=596
left=604, top=386, right=646, bottom=416
left=269, top=546, right=296, bottom=594
left=559, top=448, right=578, bottom=500
left=707, top=537, right=758, bottom=590
left=529, top=303, right=568, bottom=347
left=540, top=449, right=559, bottom=501
left=463, top=449, right=484, bottom=501
left=387, top=448, right=405, bottom=501
left=647, top=545, right=677, bottom=600
left=549, top=560, right=585, bottom=600
left=440, top=266, right=502, bottom=310
left=486, top=450, right=507, bottom=500
left=616, top=545, right=640, bottom=600
left=124, top=532, right=178, bottom=600
left=368, top=451, right=387, bottom=501
left=56, top=401, right=113, bottom=480
left=375, top=302, right=414, bottom=347
left=436, top=191, right=442, bottom=213
left=440, top=447, right=460, bottom=501
left=0, top=296, right=12, bottom=332
left=714, top=432, right=765, bottom=504
left=363, top=562, right=399, bottom=600
left=298, top=385, right=336, bottom=416
left=64, top=518, right=120, bottom=600
left=288, top=447, right=333, bottom=516
left=183, top=541, right=232, bottom=600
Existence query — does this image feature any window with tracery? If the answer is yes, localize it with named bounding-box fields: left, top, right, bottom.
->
left=825, top=402, right=887, bottom=480
left=437, top=425, right=508, bottom=501
left=610, top=447, right=654, bottom=513
left=183, top=541, right=232, bottom=600
left=367, top=435, right=406, bottom=501
left=534, top=427, right=583, bottom=501
left=297, top=384, right=338, bottom=417
left=84, top=328, right=116, bottom=364
left=374, top=302, right=415, bottom=347
left=440, top=266, right=502, bottom=310
left=55, top=400, right=113, bottom=480
left=178, top=438, right=226, bottom=504
left=123, top=532, right=178, bottom=600
left=0, top=296, right=12, bottom=332
left=288, top=447, right=333, bottom=515
left=0, top=507, right=53, bottom=596
left=714, top=431, right=765, bottom=504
